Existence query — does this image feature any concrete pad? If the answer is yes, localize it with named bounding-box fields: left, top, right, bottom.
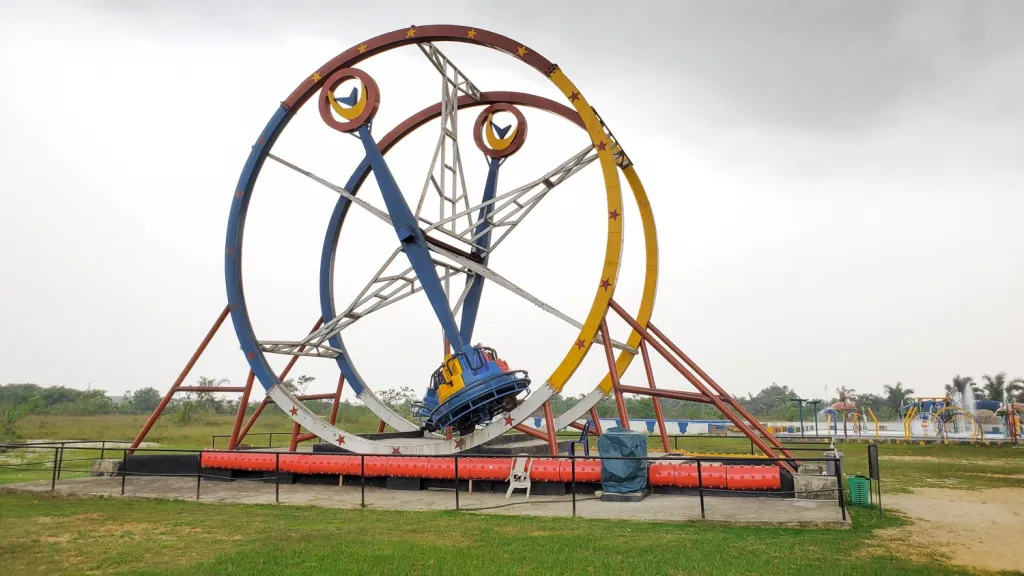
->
left=2, top=476, right=851, bottom=528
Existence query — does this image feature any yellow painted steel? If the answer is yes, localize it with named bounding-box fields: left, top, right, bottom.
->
left=902, top=406, right=916, bottom=439
left=866, top=407, right=880, bottom=439
left=543, top=69, right=625, bottom=393
left=484, top=113, right=517, bottom=150
left=436, top=355, right=465, bottom=404
left=328, top=82, right=367, bottom=120
left=932, top=405, right=984, bottom=442
left=596, top=165, right=659, bottom=395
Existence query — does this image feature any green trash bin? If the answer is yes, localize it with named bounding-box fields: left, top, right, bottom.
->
left=848, top=475, right=871, bottom=505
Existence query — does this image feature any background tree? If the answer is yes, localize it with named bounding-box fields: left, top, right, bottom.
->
left=296, top=375, right=315, bottom=395
left=882, top=382, right=914, bottom=414
left=980, top=372, right=1024, bottom=402
left=124, top=387, right=162, bottom=414
left=944, top=374, right=980, bottom=400
left=833, top=386, right=856, bottom=403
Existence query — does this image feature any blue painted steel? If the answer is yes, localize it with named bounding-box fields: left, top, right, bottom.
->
left=356, top=124, right=466, bottom=353
left=226, top=105, right=304, bottom=394
left=458, top=157, right=500, bottom=345
left=318, top=157, right=372, bottom=395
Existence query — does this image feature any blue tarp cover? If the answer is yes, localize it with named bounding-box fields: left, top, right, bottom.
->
left=597, top=427, right=649, bottom=493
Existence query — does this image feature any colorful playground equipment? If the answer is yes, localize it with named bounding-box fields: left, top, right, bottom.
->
left=996, top=403, right=1023, bottom=443
left=124, top=23, right=800, bottom=480
left=900, top=396, right=984, bottom=442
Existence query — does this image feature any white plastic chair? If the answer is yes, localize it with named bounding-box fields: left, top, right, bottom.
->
left=505, top=453, right=532, bottom=499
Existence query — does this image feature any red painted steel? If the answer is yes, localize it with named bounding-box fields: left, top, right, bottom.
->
left=288, top=421, right=301, bottom=452
left=228, top=371, right=256, bottom=450
left=376, top=420, right=386, bottom=434
left=589, top=407, right=603, bottom=435
left=599, top=319, right=630, bottom=427
left=199, top=452, right=782, bottom=490
left=514, top=424, right=550, bottom=442
left=647, top=321, right=795, bottom=460
left=328, top=375, right=345, bottom=425
left=542, top=401, right=559, bottom=455
left=640, top=340, right=671, bottom=452
left=607, top=300, right=795, bottom=474
left=129, top=305, right=231, bottom=452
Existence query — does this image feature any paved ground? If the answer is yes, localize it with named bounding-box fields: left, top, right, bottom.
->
left=4, top=476, right=850, bottom=528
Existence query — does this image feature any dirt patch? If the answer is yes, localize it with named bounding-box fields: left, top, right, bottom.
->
left=882, top=487, right=1024, bottom=572
left=964, top=472, right=1024, bottom=480
left=880, top=455, right=1019, bottom=467
left=34, top=512, right=103, bottom=524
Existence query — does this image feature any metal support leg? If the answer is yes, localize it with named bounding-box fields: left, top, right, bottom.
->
left=228, top=371, right=256, bottom=450
left=697, top=460, right=705, bottom=519
left=599, top=319, right=630, bottom=427
left=275, top=453, right=280, bottom=504
left=50, top=447, right=58, bottom=491
left=542, top=401, right=559, bottom=455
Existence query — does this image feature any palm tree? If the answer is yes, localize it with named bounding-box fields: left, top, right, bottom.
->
left=834, top=386, right=856, bottom=403
left=980, top=372, right=1024, bottom=402
left=883, top=382, right=915, bottom=414
left=944, top=375, right=981, bottom=399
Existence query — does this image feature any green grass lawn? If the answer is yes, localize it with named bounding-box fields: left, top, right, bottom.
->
left=0, top=492, right=995, bottom=576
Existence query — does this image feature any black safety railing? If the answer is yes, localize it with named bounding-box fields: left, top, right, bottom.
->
left=0, top=441, right=849, bottom=522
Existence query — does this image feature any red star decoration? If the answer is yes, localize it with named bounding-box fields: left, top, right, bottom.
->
left=234, top=190, right=242, bottom=198
left=608, top=209, right=621, bottom=220
left=246, top=351, right=256, bottom=360
left=392, top=447, right=402, bottom=455
left=503, top=415, right=515, bottom=426
left=257, top=137, right=265, bottom=146
left=569, top=91, right=581, bottom=102
left=336, top=434, right=345, bottom=444
left=575, top=338, right=586, bottom=350
left=600, top=278, right=613, bottom=291
left=229, top=304, right=237, bottom=312
left=289, top=406, right=298, bottom=416
left=454, top=438, right=465, bottom=449
left=226, top=246, right=234, bottom=256
left=596, top=141, right=607, bottom=151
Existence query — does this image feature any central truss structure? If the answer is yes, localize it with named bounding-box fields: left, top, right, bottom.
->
left=130, top=25, right=795, bottom=471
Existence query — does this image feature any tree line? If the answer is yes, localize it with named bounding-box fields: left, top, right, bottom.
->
left=3, top=370, right=1020, bottom=441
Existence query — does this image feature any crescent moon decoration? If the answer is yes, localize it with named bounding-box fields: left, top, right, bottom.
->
left=484, top=113, right=517, bottom=150
left=328, top=81, right=368, bottom=120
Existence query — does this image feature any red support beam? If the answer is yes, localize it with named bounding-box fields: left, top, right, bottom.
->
left=589, top=407, right=603, bottom=435
left=617, top=384, right=709, bottom=403
left=377, top=420, right=386, bottom=433
left=514, top=424, right=550, bottom=441
left=328, top=375, right=345, bottom=425
left=288, top=421, right=302, bottom=452
left=129, top=305, right=231, bottom=452
left=646, top=321, right=795, bottom=460
left=608, top=300, right=794, bottom=473
left=569, top=421, right=598, bottom=436
left=228, top=371, right=256, bottom=450
left=236, top=397, right=271, bottom=445
left=599, top=319, right=630, bottom=427
left=640, top=340, right=671, bottom=453
left=176, top=386, right=248, bottom=393
left=542, top=401, right=559, bottom=455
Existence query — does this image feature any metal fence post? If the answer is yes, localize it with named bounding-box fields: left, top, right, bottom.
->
left=360, top=454, right=365, bottom=508
left=120, top=450, right=127, bottom=495
left=56, top=442, right=65, bottom=480
left=673, top=436, right=678, bottom=451
left=749, top=438, right=754, bottom=455
left=836, top=454, right=847, bottom=521
left=196, top=450, right=202, bottom=500
left=454, top=455, right=460, bottom=511
left=99, top=441, right=106, bottom=461
left=211, top=435, right=216, bottom=450
left=696, top=459, right=705, bottom=519
left=275, top=453, right=280, bottom=504
left=571, top=455, right=577, bottom=518
left=50, top=447, right=59, bottom=491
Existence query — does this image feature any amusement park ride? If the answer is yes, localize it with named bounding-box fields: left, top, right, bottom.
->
left=128, top=24, right=798, bottom=470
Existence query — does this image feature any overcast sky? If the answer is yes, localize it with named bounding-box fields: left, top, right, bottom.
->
left=1, top=0, right=1021, bottom=406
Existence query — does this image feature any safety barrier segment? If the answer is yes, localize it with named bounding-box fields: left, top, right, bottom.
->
left=607, top=300, right=795, bottom=474
left=198, top=452, right=782, bottom=491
